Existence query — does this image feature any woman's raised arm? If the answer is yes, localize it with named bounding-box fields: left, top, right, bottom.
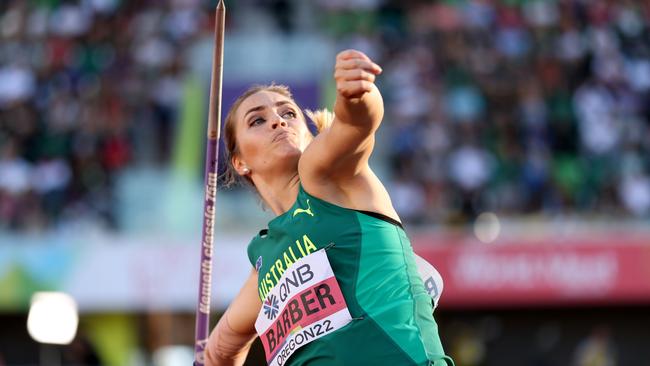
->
left=299, top=49, right=384, bottom=182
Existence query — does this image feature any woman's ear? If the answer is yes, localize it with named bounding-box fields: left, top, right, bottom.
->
left=232, top=155, right=250, bottom=176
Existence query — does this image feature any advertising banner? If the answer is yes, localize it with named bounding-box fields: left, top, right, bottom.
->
left=413, top=234, right=650, bottom=308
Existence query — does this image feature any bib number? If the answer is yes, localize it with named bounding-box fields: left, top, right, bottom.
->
left=255, top=249, right=352, bottom=366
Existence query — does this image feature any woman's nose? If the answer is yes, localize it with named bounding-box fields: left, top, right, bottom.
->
left=271, top=116, right=287, bottom=129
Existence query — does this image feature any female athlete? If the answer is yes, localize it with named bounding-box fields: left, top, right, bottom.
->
left=205, top=49, right=453, bottom=366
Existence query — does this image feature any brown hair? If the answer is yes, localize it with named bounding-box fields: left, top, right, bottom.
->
left=222, top=84, right=333, bottom=187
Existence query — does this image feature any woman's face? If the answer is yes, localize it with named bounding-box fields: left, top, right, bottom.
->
left=232, top=90, right=313, bottom=178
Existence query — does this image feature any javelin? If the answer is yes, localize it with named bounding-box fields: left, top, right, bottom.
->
left=194, top=1, right=225, bottom=365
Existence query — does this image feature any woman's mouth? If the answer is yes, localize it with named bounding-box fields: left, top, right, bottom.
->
left=273, top=131, right=293, bottom=142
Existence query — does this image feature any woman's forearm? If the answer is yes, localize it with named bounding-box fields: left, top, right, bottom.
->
left=334, top=84, right=384, bottom=133
left=205, top=269, right=261, bottom=365
left=205, top=313, right=256, bottom=366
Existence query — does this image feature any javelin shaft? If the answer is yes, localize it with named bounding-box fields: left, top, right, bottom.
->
left=194, top=1, right=225, bottom=365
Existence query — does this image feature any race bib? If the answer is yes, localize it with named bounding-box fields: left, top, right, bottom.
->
left=414, top=254, right=444, bottom=309
left=255, top=249, right=352, bottom=366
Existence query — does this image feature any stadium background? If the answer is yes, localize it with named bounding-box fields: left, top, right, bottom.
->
left=1, top=0, right=649, bottom=365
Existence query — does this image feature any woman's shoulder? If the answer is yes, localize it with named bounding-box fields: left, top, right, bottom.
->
left=298, top=167, right=401, bottom=223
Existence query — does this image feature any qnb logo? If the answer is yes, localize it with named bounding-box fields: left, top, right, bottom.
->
left=264, top=294, right=279, bottom=320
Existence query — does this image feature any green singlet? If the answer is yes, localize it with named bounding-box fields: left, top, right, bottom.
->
left=247, top=184, right=454, bottom=366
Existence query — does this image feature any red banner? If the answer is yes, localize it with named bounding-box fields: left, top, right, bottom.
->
left=412, top=233, right=650, bottom=308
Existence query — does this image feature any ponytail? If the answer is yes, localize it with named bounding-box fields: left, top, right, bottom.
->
left=305, top=108, right=334, bottom=133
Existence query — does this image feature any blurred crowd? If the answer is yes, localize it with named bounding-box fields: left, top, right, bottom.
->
left=1, top=0, right=649, bottom=232
left=364, top=0, right=650, bottom=224
left=0, top=0, right=194, bottom=231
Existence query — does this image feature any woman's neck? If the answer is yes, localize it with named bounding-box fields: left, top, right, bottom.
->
left=253, top=172, right=301, bottom=216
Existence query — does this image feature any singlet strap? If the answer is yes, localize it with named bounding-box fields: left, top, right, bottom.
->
left=355, top=209, right=404, bottom=230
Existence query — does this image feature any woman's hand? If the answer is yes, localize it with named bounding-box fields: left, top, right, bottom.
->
left=334, top=49, right=382, bottom=100
left=331, top=49, right=384, bottom=132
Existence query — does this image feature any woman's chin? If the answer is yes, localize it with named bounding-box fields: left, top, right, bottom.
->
left=274, top=143, right=303, bottom=158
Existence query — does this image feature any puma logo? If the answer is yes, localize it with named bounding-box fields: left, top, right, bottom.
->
left=292, top=199, right=314, bottom=217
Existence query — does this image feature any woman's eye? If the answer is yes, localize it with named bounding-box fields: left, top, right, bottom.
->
left=249, top=117, right=265, bottom=126
left=282, top=111, right=296, bottom=119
